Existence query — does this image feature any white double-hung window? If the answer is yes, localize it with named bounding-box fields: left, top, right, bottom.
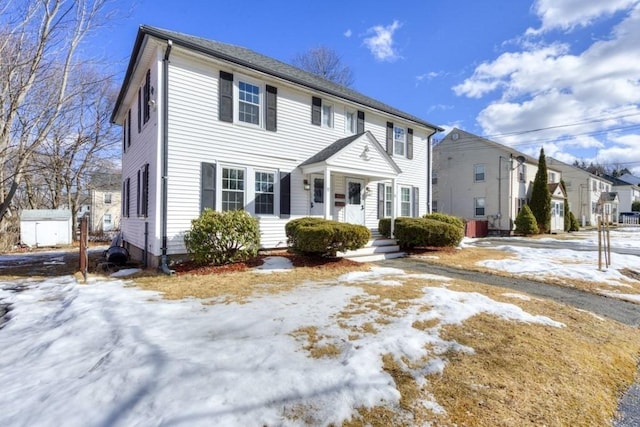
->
left=254, top=170, right=275, bottom=215
left=394, top=126, right=406, bottom=156
left=222, top=167, right=245, bottom=211
left=238, top=81, right=260, bottom=125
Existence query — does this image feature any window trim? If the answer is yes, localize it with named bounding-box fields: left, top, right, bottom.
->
left=321, top=103, right=333, bottom=128
left=394, top=126, right=406, bottom=157
left=384, top=184, right=393, bottom=218
left=400, top=186, right=412, bottom=217
left=220, top=165, right=246, bottom=212
left=235, top=75, right=263, bottom=128
left=474, top=164, right=486, bottom=182
left=104, top=193, right=112, bottom=204
left=474, top=197, right=486, bottom=217
left=254, top=169, right=277, bottom=216
left=345, top=109, right=356, bottom=134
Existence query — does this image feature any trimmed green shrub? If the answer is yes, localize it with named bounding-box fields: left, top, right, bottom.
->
left=286, top=217, right=370, bottom=256
left=568, top=211, right=580, bottom=232
left=285, top=217, right=326, bottom=247
left=632, top=200, right=640, bottom=212
left=393, top=217, right=463, bottom=248
left=184, top=209, right=260, bottom=265
left=378, top=218, right=391, bottom=238
left=423, top=212, right=465, bottom=230
left=514, top=205, right=539, bottom=236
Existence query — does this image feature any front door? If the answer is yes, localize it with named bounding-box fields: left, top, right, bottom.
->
left=345, top=178, right=365, bottom=225
left=310, top=175, right=325, bottom=216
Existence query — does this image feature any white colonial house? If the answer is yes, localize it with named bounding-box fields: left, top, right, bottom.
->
left=545, top=158, right=617, bottom=226
left=432, top=128, right=565, bottom=234
left=110, top=26, right=442, bottom=268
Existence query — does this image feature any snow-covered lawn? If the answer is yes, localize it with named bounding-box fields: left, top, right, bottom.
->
left=473, top=228, right=640, bottom=301
left=0, top=264, right=562, bottom=426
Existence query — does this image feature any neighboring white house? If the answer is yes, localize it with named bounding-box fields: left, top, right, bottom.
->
left=603, top=174, right=640, bottom=214
left=20, top=209, right=73, bottom=247
left=110, top=25, right=442, bottom=268
left=432, top=128, right=565, bottom=234
left=546, top=158, right=616, bottom=226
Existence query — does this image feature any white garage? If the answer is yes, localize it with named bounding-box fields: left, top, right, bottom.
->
left=20, top=210, right=73, bottom=247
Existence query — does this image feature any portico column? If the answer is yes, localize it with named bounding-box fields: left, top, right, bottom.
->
left=391, top=177, right=397, bottom=237
left=324, top=167, right=331, bottom=220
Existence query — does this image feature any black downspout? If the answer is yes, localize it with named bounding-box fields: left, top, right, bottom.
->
left=160, top=40, right=174, bottom=274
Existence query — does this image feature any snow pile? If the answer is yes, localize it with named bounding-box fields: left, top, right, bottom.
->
left=0, top=266, right=561, bottom=426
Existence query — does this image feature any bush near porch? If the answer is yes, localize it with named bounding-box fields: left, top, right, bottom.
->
left=285, top=217, right=370, bottom=257
left=183, top=209, right=260, bottom=266
left=379, top=216, right=464, bottom=248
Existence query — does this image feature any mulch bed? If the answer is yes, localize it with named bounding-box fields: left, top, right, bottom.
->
left=171, top=250, right=362, bottom=276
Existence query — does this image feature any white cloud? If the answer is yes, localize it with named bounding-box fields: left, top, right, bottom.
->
left=416, top=71, right=443, bottom=82
left=344, top=29, right=352, bottom=38
left=527, top=0, right=640, bottom=34
left=363, top=20, right=402, bottom=62
left=454, top=3, right=640, bottom=169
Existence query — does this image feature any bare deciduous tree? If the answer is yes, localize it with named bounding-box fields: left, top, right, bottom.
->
left=0, top=0, right=111, bottom=230
left=292, top=46, right=354, bottom=87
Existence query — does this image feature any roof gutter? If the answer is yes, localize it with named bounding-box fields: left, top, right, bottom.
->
left=160, top=39, right=174, bottom=275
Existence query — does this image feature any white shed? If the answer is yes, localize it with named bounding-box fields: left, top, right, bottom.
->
left=20, top=209, right=73, bottom=247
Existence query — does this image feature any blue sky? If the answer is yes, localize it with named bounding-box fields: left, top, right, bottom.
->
left=96, top=0, right=640, bottom=174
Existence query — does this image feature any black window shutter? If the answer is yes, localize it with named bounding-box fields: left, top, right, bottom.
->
left=280, top=172, right=291, bottom=217
left=265, top=85, right=277, bottom=131
left=311, top=96, right=321, bottom=125
left=357, top=110, right=365, bottom=133
left=386, top=122, right=393, bottom=155
left=201, top=163, right=216, bottom=212
left=126, top=178, right=130, bottom=217
left=412, top=187, right=419, bottom=217
left=219, top=71, right=234, bottom=123
left=407, top=128, right=414, bottom=159
left=377, top=183, right=385, bottom=219
left=122, top=181, right=126, bottom=217
left=142, top=163, right=149, bottom=216
left=143, top=69, right=151, bottom=123
left=122, top=118, right=126, bottom=153
left=136, top=169, right=141, bottom=216
left=127, top=109, right=131, bottom=147
left=137, top=88, right=142, bottom=133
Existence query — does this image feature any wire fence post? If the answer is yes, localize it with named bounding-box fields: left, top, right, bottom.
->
left=597, top=215, right=602, bottom=271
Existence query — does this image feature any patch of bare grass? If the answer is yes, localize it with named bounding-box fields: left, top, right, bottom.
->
left=132, top=263, right=370, bottom=303
left=291, top=326, right=341, bottom=359
left=423, top=279, right=640, bottom=426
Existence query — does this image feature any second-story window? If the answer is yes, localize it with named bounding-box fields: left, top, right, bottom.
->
left=518, top=163, right=526, bottom=182
left=104, top=193, right=112, bottom=204
left=548, top=171, right=556, bottom=183
left=474, top=164, right=485, bottom=182
left=238, top=81, right=260, bottom=125
left=345, top=110, right=356, bottom=134
left=322, top=104, right=333, bottom=128
left=394, top=126, right=406, bottom=156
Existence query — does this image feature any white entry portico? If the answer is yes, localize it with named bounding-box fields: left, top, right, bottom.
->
left=299, top=131, right=403, bottom=231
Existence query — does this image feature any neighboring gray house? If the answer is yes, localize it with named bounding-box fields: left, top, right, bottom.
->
left=433, top=128, right=565, bottom=234
left=110, top=26, right=442, bottom=268
left=546, top=158, right=616, bottom=226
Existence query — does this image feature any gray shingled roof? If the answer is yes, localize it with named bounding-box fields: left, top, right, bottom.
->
left=112, top=25, right=443, bottom=131
left=21, top=209, right=72, bottom=221
left=299, top=133, right=364, bottom=166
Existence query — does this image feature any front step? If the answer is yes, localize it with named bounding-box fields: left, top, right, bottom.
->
left=337, top=238, right=406, bottom=263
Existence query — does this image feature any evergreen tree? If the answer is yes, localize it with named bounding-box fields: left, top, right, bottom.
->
left=529, top=148, right=551, bottom=233
left=514, top=204, right=539, bottom=235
